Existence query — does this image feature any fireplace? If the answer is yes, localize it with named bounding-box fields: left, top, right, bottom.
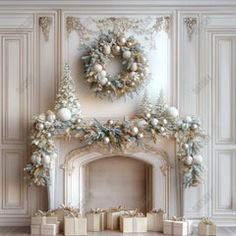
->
left=48, top=138, right=178, bottom=217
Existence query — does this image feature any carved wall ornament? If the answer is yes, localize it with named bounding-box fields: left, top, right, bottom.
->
left=184, top=17, right=197, bottom=40
left=39, top=16, right=52, bottom=41
left=154, top=16, right=171, bottom=35
left=66, top=16, right=172, bottom=49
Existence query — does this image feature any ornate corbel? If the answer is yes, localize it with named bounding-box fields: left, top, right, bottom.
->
left=184, top=17, right=197, bottom=40
left=155, top=16, right=171, bottom=35
left=39, top=16, right=52, bottom=41
left=66, top=16, right=80, bottom=34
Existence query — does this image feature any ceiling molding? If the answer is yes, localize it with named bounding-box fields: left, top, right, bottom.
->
left=0, top=0, right=236, bottom=7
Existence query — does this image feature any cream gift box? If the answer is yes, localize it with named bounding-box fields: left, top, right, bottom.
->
left=41, top=222, right=60, bottom=236
left=164, top=217, right=193, bottom=236
left=147, top=208, right=167, bottom=232
left=107, top=206, right=125, bottom=230
left=31, top=215, right=47, bottom=225
left=198, top=217, right=217, bottom=236
left=120, top=212, right=147, bottom=233
left=86, top=209, right=105, bottom=232
left=64, top=216, right=87, bottom=236
left=31, top=225, right=41, bottom=235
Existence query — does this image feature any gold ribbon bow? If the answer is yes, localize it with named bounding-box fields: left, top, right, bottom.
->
left=172, top=216, right=186, bottom=221
left=33, top=210, right=55, bottom=217
left=150, top=208, right=165, bottom=214
left=123, top=209, right=144, bottom=217
left=58, top=203, right=80, bottom=216
left=201, top=217, right=214, bottom=225
left=109, top=205, right=126, bottom=212
left=90, top=208, right=104, bottom=214
left=66, top=211, right=81, bottom=218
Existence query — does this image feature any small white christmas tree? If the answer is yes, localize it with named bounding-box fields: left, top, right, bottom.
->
left=154, top=90, right=167, bottom=115
left=136, top=92, right=153, bottom=118
left=54, top=63, right=82, bottom=122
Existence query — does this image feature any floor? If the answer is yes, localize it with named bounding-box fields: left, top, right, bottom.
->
left=0, top=228, right=236, bottom=236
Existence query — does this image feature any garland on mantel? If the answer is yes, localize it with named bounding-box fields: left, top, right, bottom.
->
left=24, top=64, right=207, bottom=188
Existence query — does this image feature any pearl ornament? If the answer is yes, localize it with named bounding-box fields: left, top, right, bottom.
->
left=100, top=70, right=107, bottom=78
left=184, top=155, right=193, bottom=165
left=160, top=127, right=165, bottom=132
left=146, top=113, right=151, bottom=119
left=123, top=51, right=131, bottom=59
left=103, top=137, right=110, bottom=144
left=117, top=36, right=126, bottom=46
left=100, top=77, right=108, bottom=86
left=42, top=155, right=51, bottom=166
left=131, top=126, right=139, bottom=135
left=151, top=118, right=159, bottom=126
left=103, top=45, right=111, bottom=55
left=112, top=45, right=121, bottom=54
left=163, top=119, right=168, bottom=125
left=36, top=123, right=44, bottom=130
left=94, top=64, right=103, bottom=73
left=131, top=63, right=138, bottom=72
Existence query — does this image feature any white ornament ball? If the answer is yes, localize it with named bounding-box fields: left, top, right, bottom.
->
left=46, top=133, right=52, bottom=138
left=137, top=120, right=147, bottom=128
left=123, top=51, right=132, bottom=59
left=100, top=70, right=107, bottom=78
left=163, top=119, right=168, bottom=125
left=42, top=155, right=51, bottom=166
left=151, top=118, right=159, bottom=126
left=160, top=127, right=165, bottom=132
left=138, top=133, right=144, bottom=139
left=117, top=36, right=126, bottom=46
left=57, top=108, right=72, bottom=121
left=104, top=137, right=110, bottom=144
left=183, top=143, right=189, bottom=149
left=31, top=154, right=41, bottom=164
left=131, top=63, right=138, bottom=72
left=36, top=123, right=44, bottom=130
left=132, top=126, right=139, bottom=135
left=100, top=77, right=108, bottom=86
left=146, top=113, right=151, bottom=119
left=167, top=106, right=179, bottom=118
left=94, top=64, right=103, bottom=73
left=193, top=155, right=203, bottom=164
left=184, top=156, right=193, bottom=165
left=185, top=116, right=192, bottom=123
left=191, top=124, right=198, bottom=130
left=103, top=45, right=111, bottom=55
left=108, top=120, right=114, bottom=125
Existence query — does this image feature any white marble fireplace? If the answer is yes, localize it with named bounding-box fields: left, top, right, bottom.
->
left=48, top=138, right=179, bottom=217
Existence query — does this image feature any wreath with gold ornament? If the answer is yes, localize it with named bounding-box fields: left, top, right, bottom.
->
left=82, top=32, right=149, bottom=100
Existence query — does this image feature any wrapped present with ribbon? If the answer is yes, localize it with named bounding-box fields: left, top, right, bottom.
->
left=86, top=208, right=106, bottom=232
left=198, top=217, right=216, bottom=236
left=120, top=209, right=147, bottom=233
left=147, top=208, right=167, bottom=232
left=107, top=205, right=126, bottom=230
left=64, top=212, right=87, bottom=236
left=31, top=210, right=57, bottom=225
left=50, top=203, right=81, bottom=232
left=41, top=223, right=60, bottom=236
left=164, top=216, right=193, bottom=236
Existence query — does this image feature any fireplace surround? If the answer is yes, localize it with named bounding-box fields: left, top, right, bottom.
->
left=48, top=138, right=178, bottom=217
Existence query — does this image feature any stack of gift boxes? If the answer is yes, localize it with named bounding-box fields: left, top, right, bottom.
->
left=31, top=206, right=217, bottom=235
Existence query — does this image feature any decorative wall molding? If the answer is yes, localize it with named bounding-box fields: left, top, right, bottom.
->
left=65, top=15, right=172, bottom=48
left=156, top=16, right=171, bottom=35
left=39, top=16, right=52, bottom=41
left=184, top=17, right=197, bottom=40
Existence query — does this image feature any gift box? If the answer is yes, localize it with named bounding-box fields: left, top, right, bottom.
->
left=119, top=211, right=147, bottom=233
left=31, top=225, right=41, bottom=235
left=31, top=216, right=46, bottom=225
left=64, top=216, right=87, bottom=236
left=163, top=217, right=193, bottom=236
left=86, top=209, right=105, bottom=232
left=46, top=216, right=58, bottom=224
left=198, top=217, right=217, bottom=235
left=147, top=209, right=167, bottom=232
left=41, top=223, right=59, bottom=236
left=107, top=206, right=125, bottom=230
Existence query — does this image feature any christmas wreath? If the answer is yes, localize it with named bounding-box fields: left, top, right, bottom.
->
left=82, top=32, right=149, bottom=100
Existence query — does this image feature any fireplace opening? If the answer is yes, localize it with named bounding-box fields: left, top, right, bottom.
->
left=81, top=156, right=153, bottom=213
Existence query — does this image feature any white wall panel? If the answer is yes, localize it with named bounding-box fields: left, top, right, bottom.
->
left=215, top=39, right=234, bottom=144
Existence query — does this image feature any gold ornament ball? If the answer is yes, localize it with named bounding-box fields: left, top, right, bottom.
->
left=126, top=41, right=133, bottom=47
left=183, top=143, right=189, bottom=149
left=107, top=90, right=111, bottom=94
left=112, top=45, right=121, bottom=54
left=117, top=36, right=126, bottom=46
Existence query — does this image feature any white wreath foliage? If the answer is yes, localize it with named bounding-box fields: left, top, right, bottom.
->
left=82, top=32, right=149, bottom=100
